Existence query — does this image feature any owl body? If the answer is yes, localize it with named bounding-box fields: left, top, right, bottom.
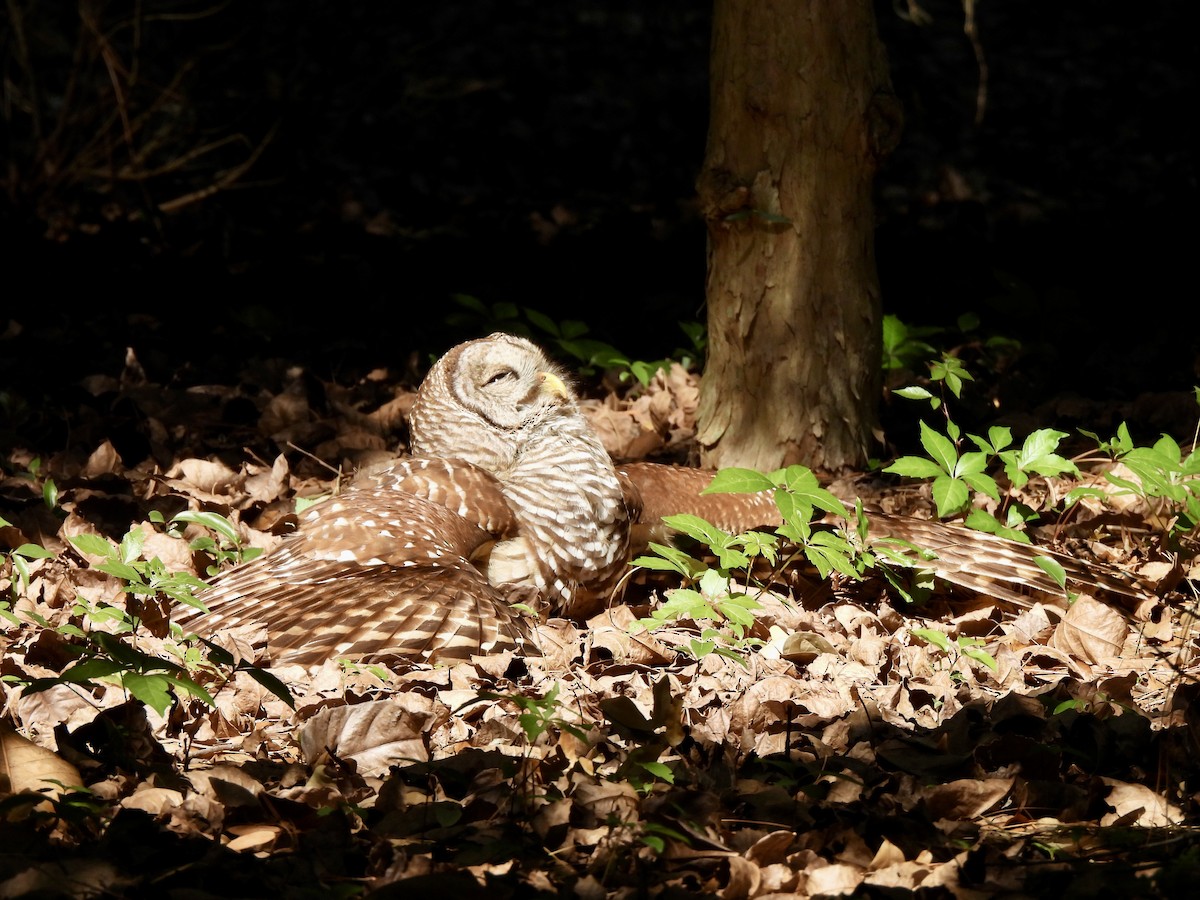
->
left=409, top=333, right=635, bottom=617
left=184, top=332, right=1150, bottom=668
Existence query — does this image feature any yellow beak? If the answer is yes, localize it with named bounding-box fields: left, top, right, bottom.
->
left=539, top=371, right=570, bottom=401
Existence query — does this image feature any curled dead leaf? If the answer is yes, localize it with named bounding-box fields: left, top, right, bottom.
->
left=226, top=823, right=283, bottom=853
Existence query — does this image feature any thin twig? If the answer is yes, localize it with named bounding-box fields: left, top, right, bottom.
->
left=158, top=122, right=278, bottom=213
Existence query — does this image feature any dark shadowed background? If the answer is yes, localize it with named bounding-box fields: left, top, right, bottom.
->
left=2, top=0, right=1196, bottom=453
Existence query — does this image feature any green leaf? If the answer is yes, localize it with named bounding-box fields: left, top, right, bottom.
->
left=68, top=534, right=116, bottom=559
left=717, top=597, right=758, bottom=629
left=119, top=672, right=174, bottom=716
left=696, top=568, right=729, bottom=599
left=988, top=425, right=1013, bottom=452
left=199, top=640, right=295, bottom=707
left=451, top=293, right=488, bottom=315
left=172, top=511, right=241, bottom=545
left=736, top=530, right=779, bottom=564
left=491, top=301, right=520, bottom=321
left=522, top=306, right=561, bottom=337
left=638, top=761, right=674, bottom=782
left=894, top=386, right=934, bottom=401
left=559, top=319, right=591, bottom=340
left=1033, top=555, right=1068, bottom=591
left=632, top=554, right=690, bottom=572
left=774, top=490, right=813, bottom=528
left=14, top=543, right=55, bottom=560
left=931, top=477, right=969, bottom=518
left=1152, top=433, right=1182, bottom=463
left=60, top=658, right=126, bottom=683
left=964, top=508, right=1031, bottom=543
left=702, top=468, right=775, bottom=494
left=911, top=628, right=951, bottom=652
left=884, top=456, right=947, bottom=479
left=119, top=528, right=146, bottom=565
left=295, top=496, right=322, bottom=513
left=633, top=544, right=706, bottom=579
left=919, top=421, right=958, bottom=474
left=953, top=451, right=989, bottom=477
left=1053, top=698, right=1087, bottom=715
left=1015, top=430, right=1079, bottom=477
left=160, top=673, right=216, bottom=707
left=641, top=834, right=666, bottom=853
left=661, top=514, right=729, bottom=549
left=805, top=530, right=861, bottom=580
left=96, top=560, right=144, bottom=584
left=960, top=471, right=1001, bottom=502
left=960, top=644, right=998, bottom=671
left=779, top=470, right=849, bottom=519
left=630, top=360, right=662, bottom=386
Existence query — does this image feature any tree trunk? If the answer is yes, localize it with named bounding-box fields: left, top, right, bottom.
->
left=695, top=0, right=902, bottom=473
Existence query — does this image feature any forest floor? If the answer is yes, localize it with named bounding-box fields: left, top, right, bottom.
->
left=1, top=335, right=1199, bottom=898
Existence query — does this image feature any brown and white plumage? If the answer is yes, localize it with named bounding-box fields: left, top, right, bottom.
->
left=189, top=457, right=529, bottom=664
left=182, top=332, right=1152, bottom=668
left=408, top=333, right=636, bottom=619
left=862, top=513, right=1149, bottom=610
left=184, top=333, right=639, bottom=666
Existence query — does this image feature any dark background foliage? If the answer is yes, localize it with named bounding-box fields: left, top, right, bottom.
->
left=2, top=0, right=1196, bottom=450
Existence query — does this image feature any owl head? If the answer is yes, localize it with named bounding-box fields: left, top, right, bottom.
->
left=408, top=333, right=579, bottom=467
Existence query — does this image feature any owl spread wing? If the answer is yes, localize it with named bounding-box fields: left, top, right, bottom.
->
left=182, top=457, right=532, bottom=666
left=620, top=462, right=1151, bottom=610
left=864, top=512, right=1150, bottom=609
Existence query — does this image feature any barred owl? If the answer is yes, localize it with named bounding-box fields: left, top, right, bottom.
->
left=184, top=333, right=1148, bottom=668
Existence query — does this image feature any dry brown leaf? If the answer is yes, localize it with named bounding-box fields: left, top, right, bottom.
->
left=363, top=390, right=415, bottom=434
left=571, top=778, right=639, bottom=825
left=15, top=684, right=105, bottom=744
left=243, top=454, right=291, bottom=505
left=168, top=457, right=242, bottom=495
left=81, top=441, right=124, bottom=478
left=774, top=629, right=836, bottom=664
left=863, top=859, right=934, bottom=891
left=139, top=525, right=198, bottom=575
left=587, top=615, right=673, bottom=665
left=722, top=855, right=761, bottom=900
left=258, top=378, right=314, bottom=437
left=299, top=694, right=447, bottom=774
left=805, top=862, right=863, bottom=897
left=868, top=838, right=907, bottom=869
left=527, top=618, right=581, bottom=671
left=1006, top=603, right=1055, bottom=643
left=744, top=830, right=797, bottom=866
left=1049, top=595, right=1128, bottom=664
left=0, top=722, right=83, bottom=802
left=922, top=777, right=1013, bottom=821
left=757, top=864, right=802, bottom=895
left=227, top=823, right=283, bottom=852
left=582, top=401, right=644, bottom=457
left=189, top=765, right=265, bottom=808
left=121, top=786, right=185, bottom=816
left=1100, top=777, right=1184, bottom=826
